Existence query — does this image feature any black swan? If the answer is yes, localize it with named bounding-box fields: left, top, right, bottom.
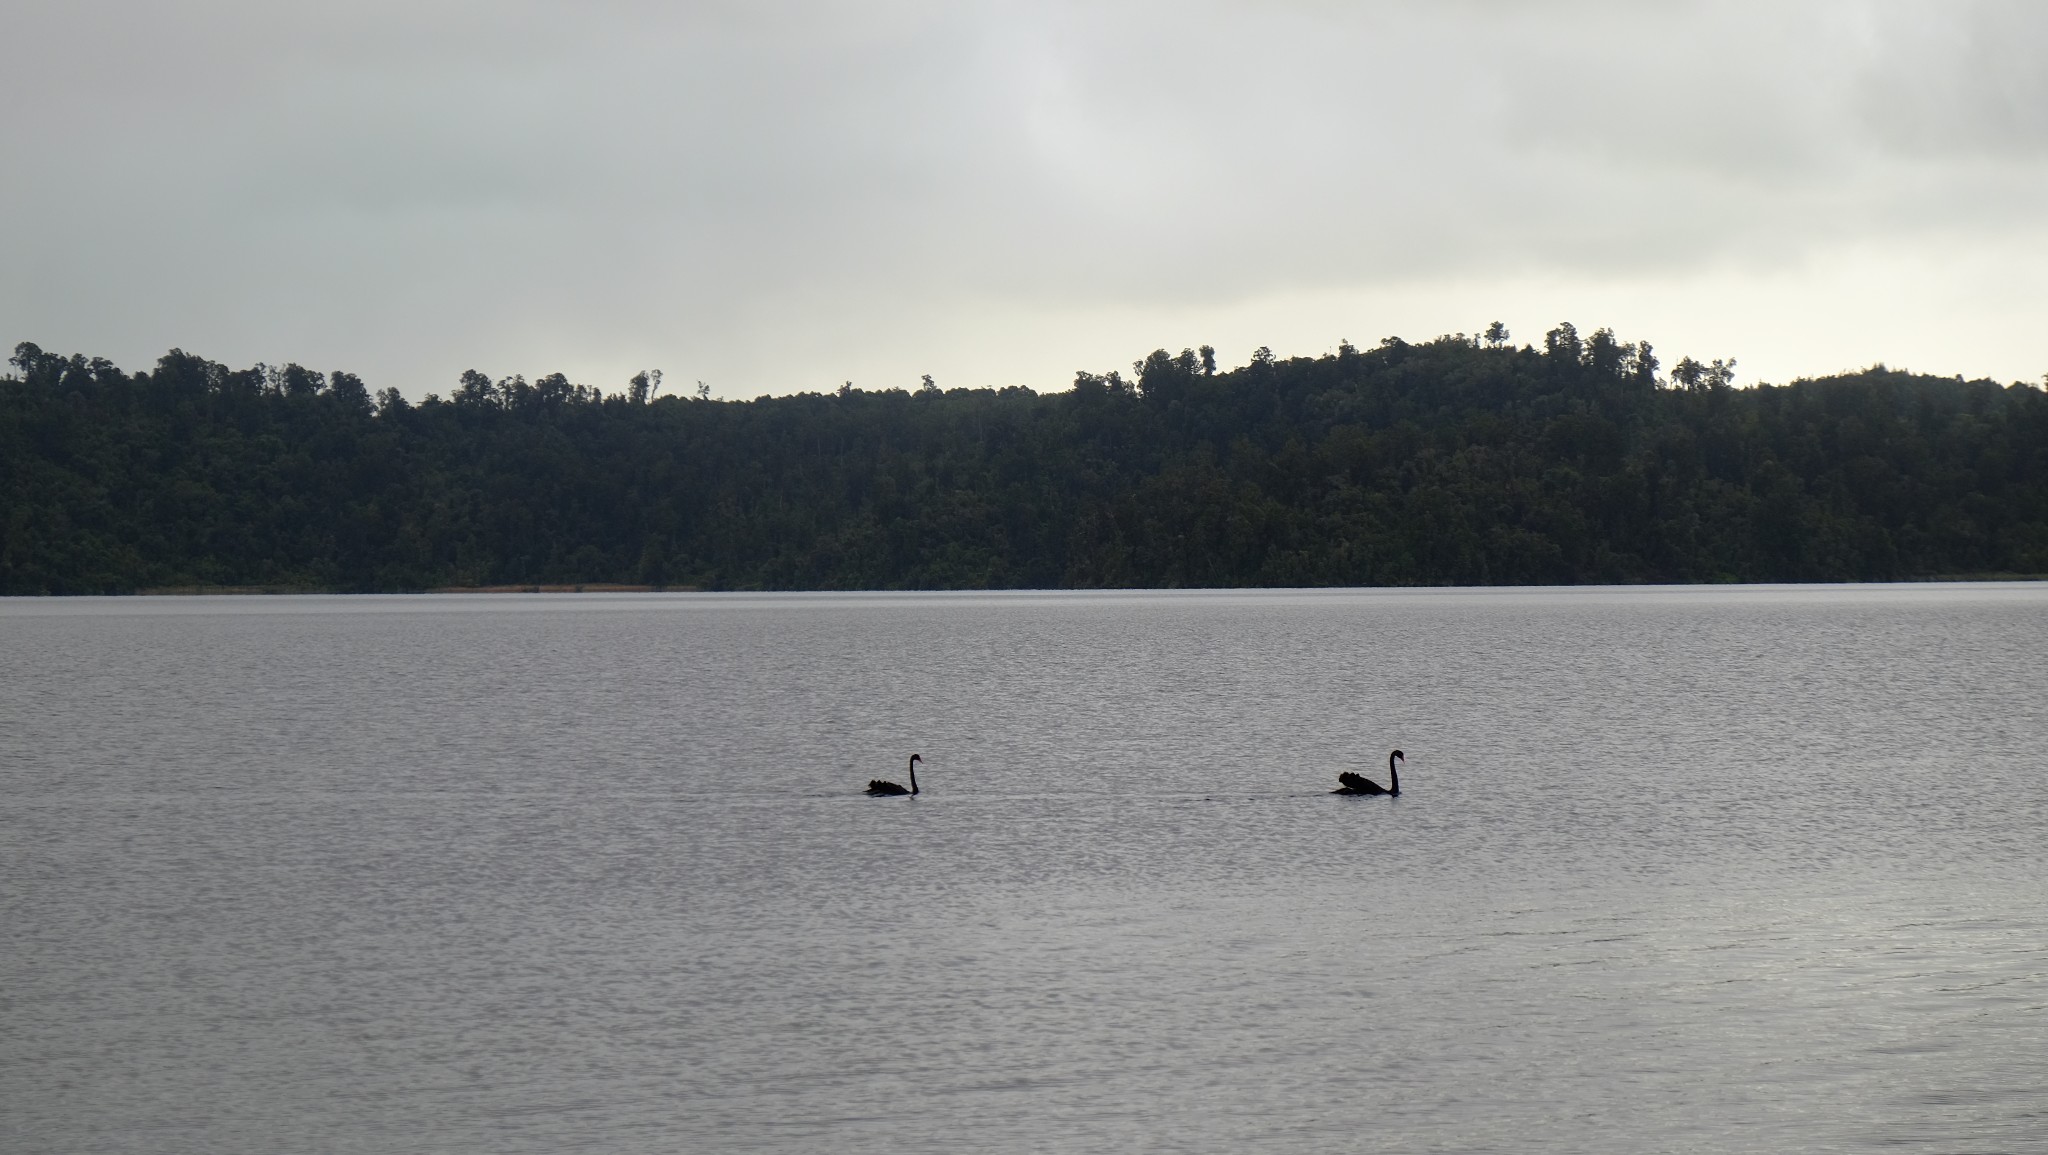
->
left=866, top=754, right=921, bottom=796
left=1334, top=750, right=1402, bottom=795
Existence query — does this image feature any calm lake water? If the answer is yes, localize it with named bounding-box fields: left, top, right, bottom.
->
left=4, top=586, right=2046, bottom=1153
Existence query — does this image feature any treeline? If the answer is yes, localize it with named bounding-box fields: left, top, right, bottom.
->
left=3, top=326, right=2045, bottom=594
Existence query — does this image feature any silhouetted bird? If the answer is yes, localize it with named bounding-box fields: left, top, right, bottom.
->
left=866, top=754, right=921, bottom=796
left=1334, top=750, right=1402, bottom=796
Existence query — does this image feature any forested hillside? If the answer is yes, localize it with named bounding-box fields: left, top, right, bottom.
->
left=4, top=327, right=2045, bottom=594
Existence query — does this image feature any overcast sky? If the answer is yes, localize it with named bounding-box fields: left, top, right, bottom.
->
left=6, top=0, right=2046, bottom=397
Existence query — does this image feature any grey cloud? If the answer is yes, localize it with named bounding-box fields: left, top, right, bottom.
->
left=1855, top=0, right=2048, bottom=157
left=3, top=0, right=2044, bottom=393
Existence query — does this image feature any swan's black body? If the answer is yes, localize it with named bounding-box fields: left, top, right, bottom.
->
left=1334, top=750, right=1402, bottom=795
left=866, top=754, right=921, bottom=796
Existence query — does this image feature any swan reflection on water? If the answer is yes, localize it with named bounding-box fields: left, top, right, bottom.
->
left=1334, top=750, right=1402, bottom=796
left=865, top=754, right=921, bottom=796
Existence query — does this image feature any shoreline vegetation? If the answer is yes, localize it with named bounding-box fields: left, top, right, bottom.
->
left=128, top=583, right=689, bottom=596
left=108, top=575, right=2042, bottom=597
left=5, top=327, right=2045, bottom=595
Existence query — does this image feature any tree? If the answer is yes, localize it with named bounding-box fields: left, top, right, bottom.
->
left=264, top=363, right=326, bottom=398
left=330, top=371, right=372, bottom=415
left=1544, top=322, right=1582, bottom=364
left=534, top=372, right=574, bottom=408
left=9, top=341, right=49, bottom=375
left=1630, top=343, right=1659, bottom=390
left=1669, top=356, right=1734, bottom=392
left=454, top=369, right=498, bottom=407
left=1136, top=348, right=1200, bottom=405
left=1671, top=356, right=1704, bottom=391
left=1584, top=328, right=1626, bottom=378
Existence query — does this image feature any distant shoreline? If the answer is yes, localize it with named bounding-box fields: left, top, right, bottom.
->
left=103, top=575, right=2048, bottom=596
left=10, top=342, right=2043, bottom=594
left=130, top=583, right=695, bottom=596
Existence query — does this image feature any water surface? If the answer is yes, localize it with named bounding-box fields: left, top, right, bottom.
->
left=4, top=586, right=2045, bottom=1152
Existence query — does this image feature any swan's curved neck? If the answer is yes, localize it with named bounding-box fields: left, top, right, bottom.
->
left=909, top=759, right=919, bottom=795
left=1389, top=753, right=1400, bottom=795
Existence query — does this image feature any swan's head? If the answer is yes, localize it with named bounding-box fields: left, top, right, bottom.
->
left=910, top=754, right=922, bottom=764
left=1391, top=750, right=1404, bottom=761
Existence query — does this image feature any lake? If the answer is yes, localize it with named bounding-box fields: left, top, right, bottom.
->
left=3, top=585, right=2045, bottom=1152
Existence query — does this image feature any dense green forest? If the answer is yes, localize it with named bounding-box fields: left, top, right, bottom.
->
left=4, top=326, right=2045, bottom=594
